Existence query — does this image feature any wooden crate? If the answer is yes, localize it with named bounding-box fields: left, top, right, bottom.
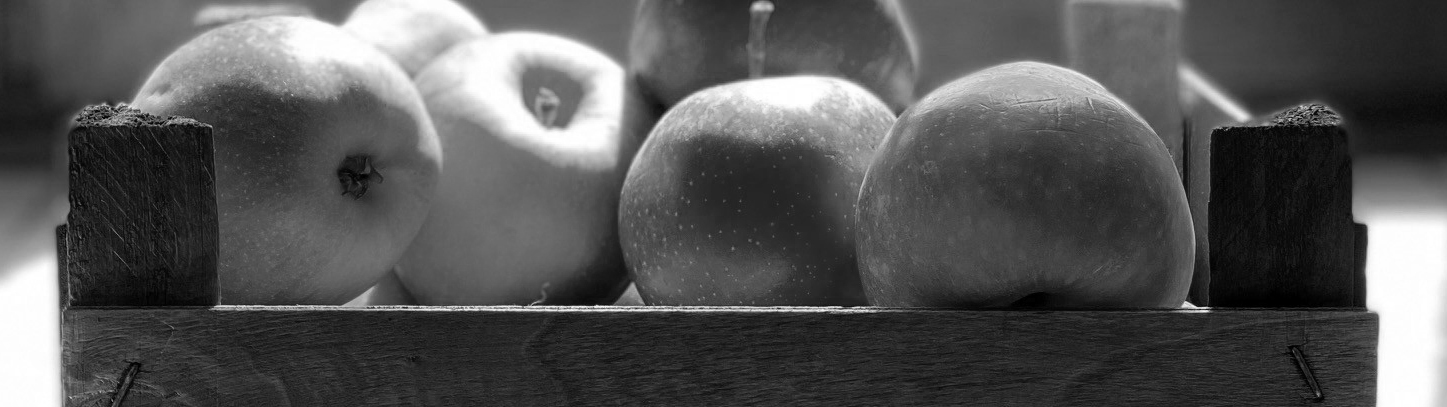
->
left=57, top=4, right=1376, bottom=405
left=56, top=89, right=1377, bottom=406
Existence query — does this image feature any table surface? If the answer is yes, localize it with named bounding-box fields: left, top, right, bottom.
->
left=2, top=156, right=1443, bottom=406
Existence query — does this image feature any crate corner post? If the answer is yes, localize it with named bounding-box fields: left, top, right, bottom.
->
left=61, top=104, right=221, bottom=406
left=1207, top=103, right=1358, bottom=308
left=61, top=104, right=219, bottom=307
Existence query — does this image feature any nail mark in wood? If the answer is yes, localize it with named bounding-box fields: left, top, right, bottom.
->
left=110, top=362, right=142, bottom=407
left=1288, top=345, right=1324, bottom=402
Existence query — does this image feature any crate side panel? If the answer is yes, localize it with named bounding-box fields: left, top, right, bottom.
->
left=63, top=308, right=1376, bottom=406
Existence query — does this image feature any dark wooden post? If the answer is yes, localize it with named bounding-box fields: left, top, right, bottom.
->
left=1208, top=103, right=1357, bottom=307
left=1353, top=222, right=1368, bottom=308
left=61, top=104, right=219, bottom=306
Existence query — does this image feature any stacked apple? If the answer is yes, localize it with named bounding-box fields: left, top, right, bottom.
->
left=618, top=0, right=915, bottom=306
left=125, top=0, right=1193, bottom=308
left=856, top=62, right=1194, bottom=308
left=629, top=0, right=918, bottom=113
left=131, top=15, right=442, bottom=305
left=620, top=0, right=1192, bottom=308
left=129, top=0, right=645, bottom=305
left=346, top=0, right=649, bottom=305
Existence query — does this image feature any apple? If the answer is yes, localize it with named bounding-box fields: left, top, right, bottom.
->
left=855, top=61, right=1194, bottom=308
left=629, top=0, right=918, bottom=112
left=341, top=0, right=487, bottom=76
left=130, top=17, right=442, bottom=305
left=400, top=32, right=647, bottom=305
left=619, top=75, right=895, bottom=306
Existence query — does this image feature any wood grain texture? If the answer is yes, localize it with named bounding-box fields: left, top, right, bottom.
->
left=61, top=307, right=1377, bottom=406
left=1065, top=0, right=1184, bottom=177
left=1209, top=104, right=1355, bottom=307
left=57, top=223, right=69, bottom=305
left=1179, top=64, right=1253, bottom=306
left=64, top=104, right=218, bottom=306
left=1353, top=222, right=1367, bottom=308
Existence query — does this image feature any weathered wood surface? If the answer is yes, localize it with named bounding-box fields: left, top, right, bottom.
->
left=63, top=104, right=219, bottom=307
left=57, top=224, right=69, bottom=308
left=62, top=307, right=1377, bottom=406
left=1065, top=0, right=1184, bottom=176
left=1353, top=222, right=1368, bottom=308
left=1209, top=104, right=1356, bottom=307
left=1179, top=64, right=1253, bottom=306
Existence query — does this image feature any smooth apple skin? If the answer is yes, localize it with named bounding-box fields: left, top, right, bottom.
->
left=404, top=32, right=646, bottom=305
left=629, top=0, right=918, bottom=113
left=856, top=61, right=1194, bottom=308
left=131, top=17, right=443, bottom=305
left=341, top=0, right=487, bottom=76
left=620, top=76, right=894, bottom=306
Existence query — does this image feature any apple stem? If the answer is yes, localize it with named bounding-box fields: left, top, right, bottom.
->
left=747, top=0, right=774, bottom=79
left=338, top=155, right=383, bottom=200
left=533, top=87, right=561, bottom=128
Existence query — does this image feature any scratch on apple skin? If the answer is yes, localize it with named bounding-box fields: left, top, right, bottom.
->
left=1009, top=97, right=1059, bottom=106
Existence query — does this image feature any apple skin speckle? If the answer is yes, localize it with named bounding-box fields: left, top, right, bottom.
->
left=855, top=62, right=1193, bottom=309
left=619, top=76, right=894, bottom=306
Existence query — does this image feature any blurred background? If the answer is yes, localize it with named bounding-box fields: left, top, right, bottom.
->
left=2, top=0, right=1443, bottom=405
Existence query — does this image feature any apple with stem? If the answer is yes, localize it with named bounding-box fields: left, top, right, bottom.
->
left=619, top=5, right=895, bottom=305
left=619, top=75, right=894, bottom=306
left=400, top=32, right=647, bottom=305
left=341, top=0, right=487, bottom=76
left=630, top=0, right=918, bottom=113
left=130, top=16, right=442, bottom=305
left=855, top=61, right=1194, bottom=308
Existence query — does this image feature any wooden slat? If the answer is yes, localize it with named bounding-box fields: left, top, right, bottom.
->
left=1209, top=104, right=1356, bottom=307
left=64, top=105, right=219, bottom=306
left=1065, top=0, right=1184, bottom=177
left=1179, top=64, right=1252, bottom=306
left=1353, top=222, right=1368, bottom=308
left=57, top=224, right=68, bottom=308
left=62, top=307, right=1376, bottom=406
